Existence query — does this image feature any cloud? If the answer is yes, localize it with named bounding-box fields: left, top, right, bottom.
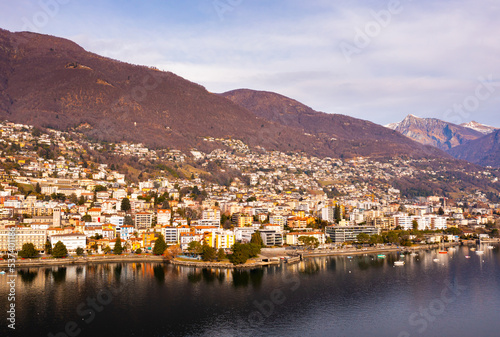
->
left=2, top=0, right=500, bottom=127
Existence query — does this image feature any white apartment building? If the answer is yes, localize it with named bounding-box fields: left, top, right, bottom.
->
left=50, top=233, right=87, bottom=252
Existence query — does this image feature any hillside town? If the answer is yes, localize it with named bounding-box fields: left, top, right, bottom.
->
left=0, top=121, right=499, bottom=258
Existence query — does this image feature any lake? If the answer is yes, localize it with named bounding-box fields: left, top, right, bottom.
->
left=1, top=245, right=499, bottom=337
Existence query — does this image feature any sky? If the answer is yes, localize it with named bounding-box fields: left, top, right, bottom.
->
left=1, top=0, right=500, bottom=127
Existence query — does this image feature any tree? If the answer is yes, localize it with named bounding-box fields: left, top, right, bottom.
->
left=230, top=242, right=250, bottom=265
left=412, top=220, right=419, bottom=231
left=18, top=243, right=38, bottom=258
left=356, top=233, right=370, bottom=244
left=201, top=243, right=216, bottom=261
left=250, top=231, right=264, bottom=247
left=103, top=246, right=112, bottom=254
left=445, top=227, right=462, bottom=236
left=187, top=241, right=202, bottom=254
left=438, top=207, right=445, bottom=215
left=163, top=245, right=182, bottom=260
left=491, top=228, right=499, bottom=238
left=82, top=214, right=92, bottom=222
left=386, top=231, right=400, bottom=244
left=77, top=196, right=86, bottom=205
left=52, top=241, right=68, bottom=258
left=153, top=234, right=167, bottom=255
left=369, top=234, right=383, bottom=245
left=94, top=185, right=107, bottom=192
left=76, top=247, right=84, bottom=256
left=124, top=215, right=134, bottom=226
left=35, top=182, right=42, bottom=194
left=69, top=193, right=78, bottom=204
left=135, top=248, right=142, bottom=254
left=298, top=236, right=320, bottom=249
left=248, top=243, right=261, bottom=257
left=334, top=205, right=342, bottom=222
left=121, top=197, right=131, bottom=212
left=44, top=239, right=52, bottom=254
left=217, top=248, right=226, bottom=261
left=113, top=237, right=123, bottom=255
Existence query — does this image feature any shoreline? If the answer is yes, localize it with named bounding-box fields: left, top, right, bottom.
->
left=0, top=254, right=167, bottom=268
left=0, top=242, right=470, bottom=269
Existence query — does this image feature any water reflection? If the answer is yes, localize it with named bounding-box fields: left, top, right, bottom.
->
left=249, top=269, right=264, bottom=288
left=114, top=264, right=123, bottom=281
left=187, top=269, right=203, bottom=284
left=18, top=269, right=37, bottom=284
left=232, top=270, right=250, bottom=287
left=300, top=260, right=321, bottom=275
left=51, top=267, right=66, bottom=283
left=153, top=264, right=166, bottom=283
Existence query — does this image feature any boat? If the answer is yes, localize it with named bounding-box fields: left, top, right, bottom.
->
left=377, top=254, right=386, bottom=258
left=476, top=250, right=484, bottom=255
left=465, top=255, right=471, bottom=259
left=487, top=246, right=495, bottom=249
left=433, top=258, right=440, bottom=262
left=410, top=252, right=418, bottom=256
left=394, top=261, right=405, bottom=266
left=470, top=247, right=476, bottom=251
left=438, top=251, right=448, bottom=254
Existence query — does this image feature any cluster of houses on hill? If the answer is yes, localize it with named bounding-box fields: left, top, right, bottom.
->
left=0, top=121, right=499, bottom=255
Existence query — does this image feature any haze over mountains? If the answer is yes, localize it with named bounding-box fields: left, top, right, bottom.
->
left=0, top=28, right=446, bottom=161
left=386, top=115, right=499, bottom=167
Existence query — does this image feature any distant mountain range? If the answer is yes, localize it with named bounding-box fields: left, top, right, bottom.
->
left=386, top=115, right=500, bottom=167
left=0, top=28, right=445, bottom=161
left=385, top=114, right=483, bottom=151
left=460, top=121, right=499, bottom=135
left=448, top=130, right=500, bottom=168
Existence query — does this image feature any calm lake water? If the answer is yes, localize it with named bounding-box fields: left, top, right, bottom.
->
left=1, top=245, right=500, bottom=337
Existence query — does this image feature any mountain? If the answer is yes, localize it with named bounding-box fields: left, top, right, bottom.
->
left=448, top=130, right=500, bottom=167
left=386, top=114, right=483, bottom=151
left=220, top=89, right=446, bottom=159
left=0, top=28, right=447, bottom=160
left=460, top=121, right=499, bottom=135
left=0, top=29, right=335, bottom=156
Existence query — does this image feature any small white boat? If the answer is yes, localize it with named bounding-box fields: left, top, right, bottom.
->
left=433, top=258, right=440, bottom=262
left=394, top=261, right=405, bottom=266
left=465, top=255, right=471, bottom=259
left=476, top=250, right=484, bottom=255
left=487, top=246, right=495, bottom=249
left=470, top=247, right=476, bottom=251
left=410, top=252, right=418, bottom=256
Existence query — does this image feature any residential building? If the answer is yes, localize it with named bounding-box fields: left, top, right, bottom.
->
left=0, top=227, right=47, bottom=252
left=325, top=225, right=379, bottom=243
left=50, top=233, right=87, bottom=252
left=135, top=212, right=153, bottom=229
